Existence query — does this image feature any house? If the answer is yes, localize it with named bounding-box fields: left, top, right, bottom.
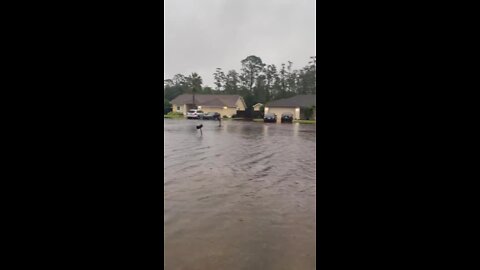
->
left=252, top=103, right=263, bottom=111
left=265, top=95, right=316, bottom=122
left=170, top=94, right=247, bottom=118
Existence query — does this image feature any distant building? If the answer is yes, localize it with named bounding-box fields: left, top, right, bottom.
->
left=252, top=103, right=263, bottom=111
left=170, top=94, right=247, bottom=118
left=265, top=95, right=316, bottom=122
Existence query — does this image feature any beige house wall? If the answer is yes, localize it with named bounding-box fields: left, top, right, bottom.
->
left=196, top=106, right=221, bottom=114
left=172, top=104, right=237, bottom=118
left=172, top=104, right=196, bottom=115
left=265, top=107, right=300, bottom=123
left=171, top=104, right=191, bottom=115
left=171, top=96, right=246, bottom=117
left=253, top=104, right=262, bottom=111
left=235, top=99, right=246, bottom=111
left=172, top=99, right=244, bottom=118
left=172, top=104, right=182, bottom=114
left=217, top=107, right=237, bottom=118
left=190, top=106, right=238, bottom=118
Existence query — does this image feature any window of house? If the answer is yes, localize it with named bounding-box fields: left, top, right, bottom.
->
left=177, top=106, right=180, bottom=110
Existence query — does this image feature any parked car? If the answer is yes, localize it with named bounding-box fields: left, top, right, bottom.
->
left=264, top=113, right=277, bottom=123
left=281, top=112, right=293, bottom=123
left=202, top=112, right=221, bottom=120
left=186, top=109, right=204, bottom=119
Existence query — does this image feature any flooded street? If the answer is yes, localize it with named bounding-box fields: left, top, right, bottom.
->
left=164, top=119, right=316, bottom=270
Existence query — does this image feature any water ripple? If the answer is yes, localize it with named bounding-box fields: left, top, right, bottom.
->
left=164, top=119, right=316, bottom=270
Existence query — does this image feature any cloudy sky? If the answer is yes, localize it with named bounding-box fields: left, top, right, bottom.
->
left=164, top=0, right=316, bottom=87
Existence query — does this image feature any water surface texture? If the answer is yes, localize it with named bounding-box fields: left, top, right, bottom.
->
left=164, top=119, right=316, bottom=270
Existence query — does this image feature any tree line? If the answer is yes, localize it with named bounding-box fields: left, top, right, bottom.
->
left=164, top=55, right=316, bottom=109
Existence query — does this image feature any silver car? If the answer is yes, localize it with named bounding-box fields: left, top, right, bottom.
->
left=186, top=109, right=205, bottom=119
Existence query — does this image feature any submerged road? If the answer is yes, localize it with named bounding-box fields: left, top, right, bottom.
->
left=164, top=119, right=316, bottom=270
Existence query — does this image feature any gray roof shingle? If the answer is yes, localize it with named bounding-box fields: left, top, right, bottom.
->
left=170, top=94, right=243, bottom=107
left=265, top=95, right=316, bottom=107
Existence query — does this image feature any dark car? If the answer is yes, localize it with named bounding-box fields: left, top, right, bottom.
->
left=264, top=113, right=277, bottom=123
left=281, top=112, right=293, bottom=123
left=202, top=112, right=221, bottom=120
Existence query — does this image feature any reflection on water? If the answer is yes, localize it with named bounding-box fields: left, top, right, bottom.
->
left=164, top=119, right=316, bottom=270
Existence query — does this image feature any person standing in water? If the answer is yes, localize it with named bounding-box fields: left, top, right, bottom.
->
left=218, top=115, right=221, bottom=127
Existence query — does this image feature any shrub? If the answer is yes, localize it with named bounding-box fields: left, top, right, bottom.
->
left=164, top=99, right=171, bottom=114
left=303, top=106, right=314, bottom=120
left=223, top=115, right=228, bottom=119
left=166, top=111, right=184, bottom=117
left=231, top=114, right=237, bottom=118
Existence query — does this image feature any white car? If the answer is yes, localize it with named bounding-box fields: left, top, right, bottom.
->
left=186, top=109, right=205, bottom=119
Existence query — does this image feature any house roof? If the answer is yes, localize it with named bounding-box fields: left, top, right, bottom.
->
left=265, top=95, right=316, bottom=108
left=170, top=94, right=244, bottom=107
left=252, top=103, right=263, bottom=107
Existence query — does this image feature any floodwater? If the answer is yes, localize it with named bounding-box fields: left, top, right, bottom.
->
left=164, top=119, right=316, bottom=270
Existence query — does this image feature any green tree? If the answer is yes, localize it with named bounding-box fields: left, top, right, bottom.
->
left=164, top=98, right=171, bottom=114
left=240, top=55, right=265, bottom=94
left=225, top=70, right=240, bottom=94
left=264, top=64, right=278, bottom=101
left=305, top=56, right=316, bottom=94
left=213, top=68, right=226, bottom=92
left=286, top=61, right=299, bottom=94
left=202, top=86, right=214, bottom=94
left=254, top=74, right=267, bottom=103
left=275, top=63, right=287, bottom=98
left=172, top=74, right=187, bottom=86
left=297, top=69, right=309, bottom=94
left=164, top=79, right=174, bottom=87
left=164, top=74, right=189, bottom=101
left=186, top=73, right=202, bottom=106
left=163, top=55, right=316, bottom=107
left=309, top=56, right=316, bottom=72
left=303, top=105, right=315, bottom=120
left=164, top=73, right=190, bottom=101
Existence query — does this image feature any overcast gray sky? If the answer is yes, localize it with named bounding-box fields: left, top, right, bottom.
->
left=164, top=0, right=316, bottom=87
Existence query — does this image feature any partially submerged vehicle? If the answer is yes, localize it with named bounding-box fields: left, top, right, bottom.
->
left=202, top=112, right=221, bottom=120
left=186, top=109, right=204, bottom=119
left=264, top=113, right=277, bottom=123
left=281, top=112, right=293, bottom=123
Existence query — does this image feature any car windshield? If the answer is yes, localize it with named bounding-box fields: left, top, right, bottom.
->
left=197, top=111, right=204, bottom=113
left=188, top=110, right=196, bottom=113
left=282, top=113, right=293, bottom=116
left=265, top=113, right=275, bottom=117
